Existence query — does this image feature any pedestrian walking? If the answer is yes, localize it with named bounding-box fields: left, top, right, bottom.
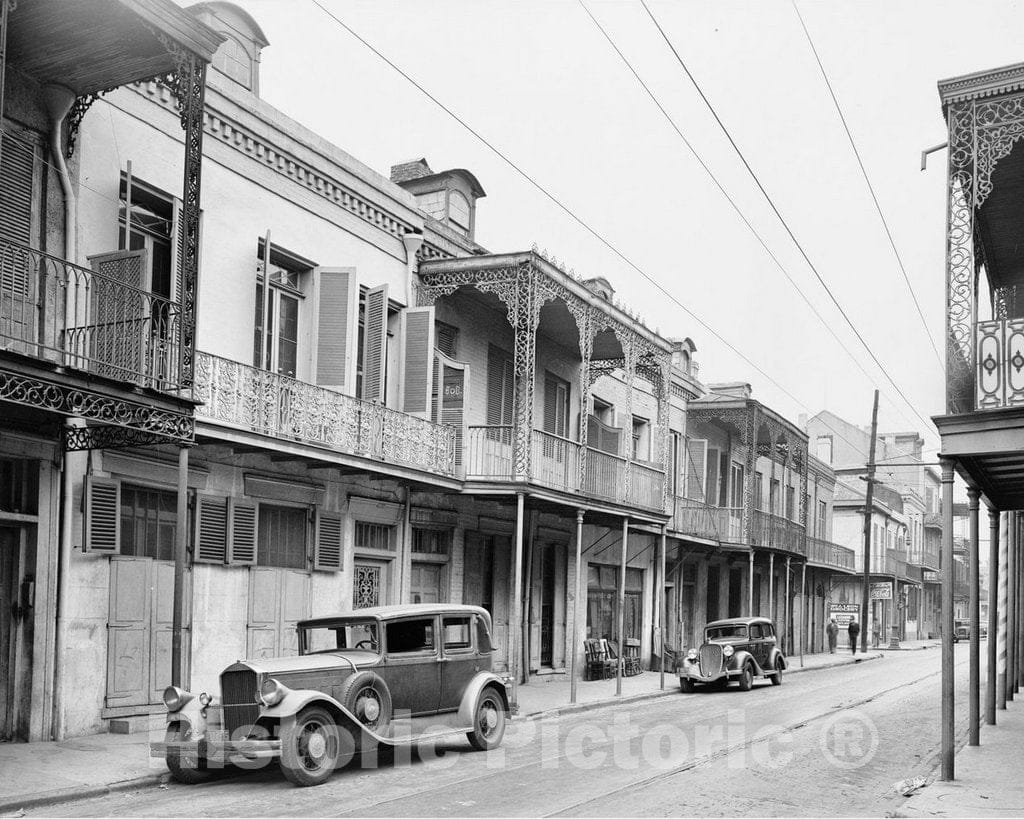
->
left=848, top=619, right=860, bottom=655
left=872, top=620, right=881, bottom=649
left=826, top=617, right=839, bottom=654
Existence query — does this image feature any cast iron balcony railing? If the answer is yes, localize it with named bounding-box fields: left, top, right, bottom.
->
left=0, top=238, right=182, bottom=391
left=806, top=536, right=855, bottom=572
left=750, top=509, right=807, bottom=556
left=194, top=351, right=456, bottom=476
left=976, top=318, right=1024, bottom=410
left=670, top=497, right=743, bottom=542
left=464, top=424, right=666, bottom=511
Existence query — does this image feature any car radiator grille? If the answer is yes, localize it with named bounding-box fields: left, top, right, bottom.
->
left=699, top=644, right=723, bottom=677
left=221, top=669, right=259, bottom=740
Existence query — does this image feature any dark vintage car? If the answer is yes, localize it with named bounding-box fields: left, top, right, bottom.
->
left=676, top=616, right=786, bottom=692
left=151, top=604, right=512, bottom=787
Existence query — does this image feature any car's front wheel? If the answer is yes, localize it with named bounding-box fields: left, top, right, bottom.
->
left=339, top=671, right=393, bottom=734
left=770, top=658, right=783, bottom=686
left=737, top=663, right=754, bottom=691
left=280, top=705, right=343, bottom=787
left=165, top=723, right=212, bottom=785
left=680, top=678, right=695, bottom=694
left=467, top=687, right=507, bottom=751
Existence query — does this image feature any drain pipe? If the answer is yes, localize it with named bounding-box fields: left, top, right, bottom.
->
left=402, top=231, right=423, bottom=307
left=43, top=84, right=78, bottom=741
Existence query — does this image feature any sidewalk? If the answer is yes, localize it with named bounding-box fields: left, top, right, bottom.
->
left=0, top=648, right=885, bottom=815
left=895, top=697, right=1024, bottom=817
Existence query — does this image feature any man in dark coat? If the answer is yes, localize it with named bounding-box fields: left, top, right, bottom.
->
left=826, top=617, right=839, bottom=654
left=848, top=619, right=861, bottom=654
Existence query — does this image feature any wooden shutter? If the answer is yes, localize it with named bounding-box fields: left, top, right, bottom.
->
left=436, top=351, right=469, bottom=467
left=543, top=375, right=558, bottom=435
left=706, top=449, right=720, bottom=508
left=314, top=511, right=343, bottom=572
left=360, top=284, right=388, bottom=402
left=487, top=345, right=513, bottom=426
left=193, top=494, right=227, bottom=564
left=228, top=499, right=258, bottom=566
left=316, top=267, right=357, bottom=392
left=399, top=306, right=434, bottom=417
left=587, top=414, right=622, bottom=455
left=685, top=438, right=708, bottom=502
left=0, top=129, right=35, bottom=249
left=84, top=475, right=120, bottom=554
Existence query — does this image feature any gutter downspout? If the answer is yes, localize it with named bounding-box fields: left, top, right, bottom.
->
left=43, top=84, right=78, bottom=741
left=402, top=231, right=424, bottom=307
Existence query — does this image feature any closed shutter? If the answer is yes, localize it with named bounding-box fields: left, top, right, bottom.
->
left=314, top=511, right=343, bottom=571
left=437, top=352, right=469, bottom=467
left=316, top=267, right=357, bottom=391
left=84, top=476, right=120, bottom=554
left=361, top=284, right=388, bottom=402
left=171, top=197, right=183, bottom=305
left=399, top=306, right=435, bottom=417
left=0, top=129, right=35, bottom=249
left=228, top=500, right=258, bottom=565
left=543, top=376, right=558, bottom=435
left=685, top=438, right=708, bottom=502
left=193, top=494, right=227, bottom=564
left=587, top=414, right=622, bottom=455
left=487, top=345, right=513, bottom=427
left=706, top=449, right=720, bottom=508
left=87, top=249, right=148, bottom=380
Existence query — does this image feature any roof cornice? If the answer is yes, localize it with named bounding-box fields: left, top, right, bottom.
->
left=939, top=61, right=1024, bottom=112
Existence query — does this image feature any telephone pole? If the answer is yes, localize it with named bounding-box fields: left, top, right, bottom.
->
left=861, top=390, right=879, bottom=655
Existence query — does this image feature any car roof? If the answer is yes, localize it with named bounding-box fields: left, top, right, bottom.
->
left=705, top=617, right=774, bottom=627
left=298, top=603, right=490, bottom=628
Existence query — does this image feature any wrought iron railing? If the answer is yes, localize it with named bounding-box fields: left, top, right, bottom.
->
left=976, top=318, right=1024, bottom=410
left=466, top=425, right=514, bottom=481
left=0, top=238, right=182, bottom=390
left=670, top=497, right=742, bottom=542
left=194, top=352, right=456, bottom=476
left=531, top=429, right=581, bottom=493
left=806, top=536, right=855, bottom=572
left=583, top=447, right=627, bottom=503
left=751, top=510, right=806, bottom=556
left=629, top=460, right=666, bottom=511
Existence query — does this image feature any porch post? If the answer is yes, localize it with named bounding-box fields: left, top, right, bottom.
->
left=171, top=445, right=189, bottom=686
left=511, top=492, right=526, bottom=711
left=987, top=504, right=999, bottom=725
left=784, top=555, right=791, bottom=654
left=658, top=525, right=667, bottom=690
left=512, top=268, right=538, bottom=482
left=998, top=511, right=1009, bottom=711
left=1008, top=512, right=1017, bottom=702
left=768, top=552, right=775, bottom=622
left=616, top=516, right=629, bottom=697
left=940, top=457, right=955, bottom=781
left=968, top=487, right=980, bottom=745
left=1019, top=514, right=1024, bottom=691
left=748, top=551, right=754, bottom=616
left=800, top=561, right=806, bottom=667
left=570, top=509, right=584, bottom=704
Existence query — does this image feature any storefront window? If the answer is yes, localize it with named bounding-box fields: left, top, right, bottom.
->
left=586, top=565, right=643, bottom=641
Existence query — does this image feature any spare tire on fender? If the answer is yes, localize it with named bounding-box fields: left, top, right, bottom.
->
left=338, top=670, right=393, bottom=733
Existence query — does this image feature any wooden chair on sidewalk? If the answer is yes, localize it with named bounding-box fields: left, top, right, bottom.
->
left=623, top=638, right=643, bottom=676
left=584, top=638, right=614, bottom=680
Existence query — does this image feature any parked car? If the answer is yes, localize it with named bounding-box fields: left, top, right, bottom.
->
left=953, top=619, right=987, bottom=641
left=676, top=616, right=786, bottom=693
left=152, top=604, right=512, bottom=787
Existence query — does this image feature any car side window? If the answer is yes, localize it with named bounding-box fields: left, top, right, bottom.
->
left=764, top=624, right=775, bottom=640
left=386, top=618, right=435, bottom=654
left=749, top=624, right=763, bottom=639
left=442, top=616, right=473, bottom=653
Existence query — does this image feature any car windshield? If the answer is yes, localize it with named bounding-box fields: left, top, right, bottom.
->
left=706, top=624, right=748, bottom=641
left=301, top=621, right=379, bottom=655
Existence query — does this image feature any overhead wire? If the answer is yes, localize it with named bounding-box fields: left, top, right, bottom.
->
left=789, top=0, right=944, bottom=373
left=637, top=0, right=938, bottom=437
left=304, top=0, right=936, bottom=461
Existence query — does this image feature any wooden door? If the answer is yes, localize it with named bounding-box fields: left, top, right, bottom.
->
left=247, top=568, right=310, bottom=659
left=0, top=527, right=19, bottom=739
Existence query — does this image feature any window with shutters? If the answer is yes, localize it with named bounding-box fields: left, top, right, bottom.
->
left=448, top=191, right=471, bottom=236
left=754, top=472, right=764, bottom=511
left=412, top=527, right=451, bottom=555
left=729, top=463, right=744, bottom=509
left=254, top=241, right=311, bottom=378
left=486, top=345, right=514, bottom=442
left=119, top=176, right=176, bottom=304
left=631, top=416, right=650, bottom=462
left=120, top=484, right=177, bottom=560
left=355, top=522, right=395, bottom=552
left=213, top=34, right=253, bottom=89
left=435, top=320, right=459, bottom=358
left=1, top=127, right=40, bottom=346
left=256, top=504, right=307, bottom=569
left=770, top=479, right=780, bottom=515
left=684, top=438, right=707, bottom=502
left=705, top=447, right=720, bottom=506
left=357, top=286, right=395, bottom=401
left=543, top=373, right=570, bottom=439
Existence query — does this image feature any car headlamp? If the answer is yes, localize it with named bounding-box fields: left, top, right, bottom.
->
left=722, top=645, right=735, bottom=658
left=163, top=685, right=193, bottom=713
left=198, top=692, right=212, bottom=708
left=686, top=648, right=698, bottom=661
left=259, top=677, right=287, bottom=707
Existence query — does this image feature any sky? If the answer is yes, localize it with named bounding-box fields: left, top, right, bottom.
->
left=212, top=0, right=1024, bottom=466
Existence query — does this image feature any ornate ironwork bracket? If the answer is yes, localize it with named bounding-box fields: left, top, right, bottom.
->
left=64, top=424, right=186, bottom=452
left=66, top=88, right=116, bottom=157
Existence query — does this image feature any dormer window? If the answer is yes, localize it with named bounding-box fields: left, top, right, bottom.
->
left=449, top=191, right=471, bottom=236
left=214, top=35, right=252, bottom=89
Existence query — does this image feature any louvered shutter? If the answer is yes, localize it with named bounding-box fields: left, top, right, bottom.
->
left=0, top=129, right=34, bottom=246
left=685, top=439, right=708, bottom=502
left=487, top=345, right=513, bottom=427
left=360, top=284, right=388, bottom=402
left=84, top=476, right=120, bottom=554
left=193, top=494, right=228, bottom=564
left=543, top=375, right=558, bottom=434
left=316, top=267, right=357, bottom=392
left=314, top=511, right=343, bottom=572
left=706, top=449, right=720, bottom=508
left=228, top=500, right=258, bottom=566
left=87, top=249, right=148, bottom=381
left=437, top=351, right=469, bottom=467
left=171, top=197, right=183, bottom=306
left=399, top=306, right=435, bottom=417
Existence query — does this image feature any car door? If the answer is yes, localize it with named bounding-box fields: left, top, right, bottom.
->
left=377, top=616, right=441, bottom=716
left=439, top=614, right=480, bottom=712
left=760, top=622, right=776, bottom=668
left=747, top=623, right=764, bottom=668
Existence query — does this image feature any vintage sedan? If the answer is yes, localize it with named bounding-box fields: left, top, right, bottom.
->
left=152, top=604, right=512, bottom=787
left=676, top=616, right=786, bottom=693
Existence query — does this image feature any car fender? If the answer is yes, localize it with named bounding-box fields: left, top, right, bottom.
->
left=766, top=647, right=787, bottom=671
left=731, top=649, right=766, bottom=676
left=457, top=672, right=511, bottom=725
left=258, top=688, right=390, bottom=744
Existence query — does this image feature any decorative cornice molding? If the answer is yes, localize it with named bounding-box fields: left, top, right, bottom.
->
left=939, top=61, right=1024, bottom=108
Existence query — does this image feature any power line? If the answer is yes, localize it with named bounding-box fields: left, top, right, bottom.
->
left=789, top=0, right=944, bottom=373
left=638, top=0, right=937, bottom=436
left=305, top=0, right=934, bottom=459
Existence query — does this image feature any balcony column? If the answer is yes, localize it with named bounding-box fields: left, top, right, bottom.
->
left=511, top=267, right=540, bottom=482
left=784, top=555, right=791, bottom=653
left=748, top=551, right=754, bottom=616
left=171, top=445, right=189, bottom=686
left=577, top=314, right=594, bottom=492
left=658, top=525, right=667, bottom=690
left=987, top=503, right=998, bottom=725
left=998, top=511, right=1009, bottom=711
left=940, top=456, right=955, bottom=781
left=742, top=405, right=758, bottom=545
left=570, top=509, right=585, bottom=704
left=967, top=487, right=980, bottom=746
left=510, top=492, right=526, bottom=710
left=768, top=552, right=775, bottom=621
left=622, top=338, right=637, bottom=505
left=656, top=358, right=672, bottom=512
left=1008, top=511, right=1017, bottom=703
left=616, top=517, right=629, bottom=697
left=1019, top=514, right=1024, bottom=692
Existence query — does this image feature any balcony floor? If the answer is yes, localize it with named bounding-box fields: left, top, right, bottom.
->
left=934, top=406, right=1024, bottom=508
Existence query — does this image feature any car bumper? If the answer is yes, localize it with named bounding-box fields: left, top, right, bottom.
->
left=151, top=737, right=282, bottom=762
left=678, top=666, right=737, bottom=684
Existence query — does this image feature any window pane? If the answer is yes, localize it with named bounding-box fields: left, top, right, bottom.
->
left=119, top=484, right=177, bottom=560
left=443, top=617, right=472, bottom=649
left=257, top=505, right=307, bottom=569
left=355, top=522, right=394, bottom=551
left=386, top=618, right=435, bottom=653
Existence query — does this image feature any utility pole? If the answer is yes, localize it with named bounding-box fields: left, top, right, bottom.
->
left=861, top=390, right=879, bottom=655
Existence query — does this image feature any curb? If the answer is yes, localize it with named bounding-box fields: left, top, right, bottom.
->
left=0, top=773, right=167, bottom=816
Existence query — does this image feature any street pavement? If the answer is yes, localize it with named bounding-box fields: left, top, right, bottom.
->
left=1, top=642, right=977, bottom=818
